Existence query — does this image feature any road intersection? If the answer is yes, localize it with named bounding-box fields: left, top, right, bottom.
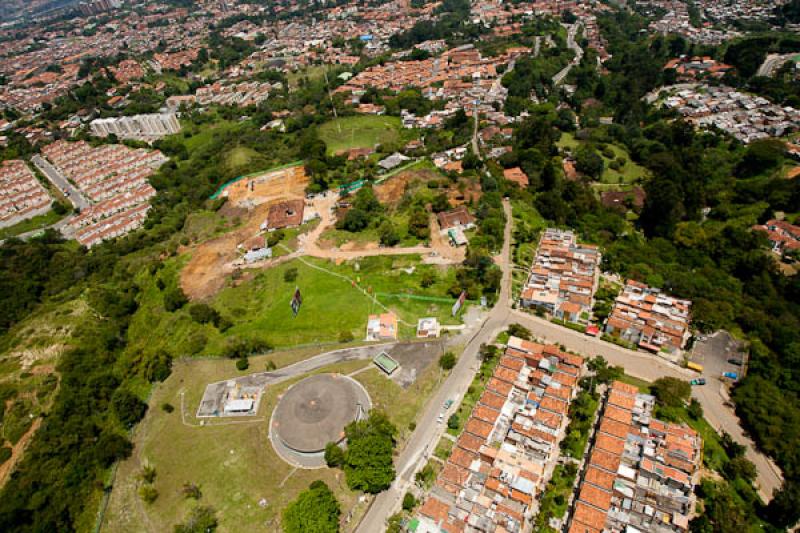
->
left=356, top=198, right=782, bottom=532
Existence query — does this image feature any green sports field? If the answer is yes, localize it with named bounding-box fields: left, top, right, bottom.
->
left=318, top=115, right=414, bottom=155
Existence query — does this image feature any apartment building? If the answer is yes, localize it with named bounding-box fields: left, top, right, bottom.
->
left=520, top=229, right=601, bottom=325
left=567, top=380, right=702, bottom=533
left=604, top=280, right=692, bottom=355
left=42, top=140, right=166, bottom=247
left=90, top=112, right=181, bottom=141
left=413, top=336, right=583, bottom=533
left=0, top=159, right=51, bottom=229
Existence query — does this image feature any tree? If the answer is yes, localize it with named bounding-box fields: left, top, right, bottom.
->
left=174, top=505, right=218, bottom=533
left=447, top=414, right=459, bottom=429
left=439, top=351, right=456, bottom=370
left=235, top=357, right=249, bottom=371
left=462, top=150, right=481, bottom=170
left=164, top=286, right=188, bottom=312
left=650, top=377, right=690, bottom=408
left=378, top=220, right=400, bottom=246
left=431, top=193, right=450, bottom=213
left=723, top=456, right=756, bottom=483
left=343, top=412, right=397, bottom=493
left=324, top=442, right=345, bottom=468
left=112, top=390, right=148, bottom=428
left=575, top=146, right=604, bottom=179
left=765, top=479, right=800, bottom=529
left=402, top=492, right=417, bottom=511
left=282, top=480, right=341, bottom=533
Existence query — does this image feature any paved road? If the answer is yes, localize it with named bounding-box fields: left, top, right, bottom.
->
left=756, top=53, right=792, bottom=78
left=553, top=23, right=583, bottom=86
left=356, top=196, right=782, bottom=530
left=355, top=199, right=515, bottom=533
left=31, top=155, right=91, bottom=211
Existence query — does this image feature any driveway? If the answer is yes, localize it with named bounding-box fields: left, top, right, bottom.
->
left=31, top=155, right=91, bottom=211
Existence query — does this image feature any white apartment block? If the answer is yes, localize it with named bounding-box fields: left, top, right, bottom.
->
left=90, top=113, right=181, bottom=141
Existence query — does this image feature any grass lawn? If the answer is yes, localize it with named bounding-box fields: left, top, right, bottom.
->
left=125, top=255, right=466, bottom=361
left=319, top=116, right=412, bottom=155
left=287, top=65, right=329, bottom=88
left=102, top=354, right=371, bottom=533
left=557, top=133, right=649, bottom=185
left=0, top=209, right=65, bottom=240
left=225, top=146, right=263, bottom=169
left=104, top=336, right=449, bottom=531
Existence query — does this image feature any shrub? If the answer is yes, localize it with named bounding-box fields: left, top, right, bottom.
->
left=139, top=464, right=157, bottom=484
left=139, top=485, right=158, bottom=504
left=161, top=402, right=174, bottom=413
left=188, top=303, right=220, bottom=325
left=284, top=267, right=298, bottom=283
left=339, top=330, right=354, bottom=343
left=174, top=505, right=217, bottom=533
left=235, top=357, right=249, bottom=371
left=182, top=482, right=202, bottom=500
left=0, top=447, right=11, bottom=465
left=439, top=351, right=456, bottom=370
left=163, top=286, right=188, bottom=312
left=111, top=390, right=148, bottom=428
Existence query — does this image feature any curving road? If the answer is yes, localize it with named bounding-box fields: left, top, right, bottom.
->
left=553, top=23, right=584, bottom=87
left=356, top=198, right=782, bottom=531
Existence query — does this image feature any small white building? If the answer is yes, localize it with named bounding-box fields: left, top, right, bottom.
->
left=417, top=317, right=440, bottom=338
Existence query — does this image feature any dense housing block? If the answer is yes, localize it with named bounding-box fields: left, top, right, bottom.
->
left=567, top=381, right=702, bottom=533
left=519, top=228, right=601, bottom=324
left=0, top=160, right=51, bottom=228
left=413, top=336, right=583, bottom=533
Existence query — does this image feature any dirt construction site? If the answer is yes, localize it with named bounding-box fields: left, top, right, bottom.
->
left=180, top=165, right=309, bottom=300
left=181, top=166, right=470, bottom=300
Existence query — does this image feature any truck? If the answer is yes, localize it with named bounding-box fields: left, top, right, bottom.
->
left=687, top=362, right=704, bottom=373
left=723, top=371, right=739, bottom=381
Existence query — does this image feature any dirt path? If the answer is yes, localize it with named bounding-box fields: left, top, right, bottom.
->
left=0, top=418, right=42, bottom=488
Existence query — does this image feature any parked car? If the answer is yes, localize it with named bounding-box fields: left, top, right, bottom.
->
left=437, top=413, right=444, bottom=424
left=690, top=378, right=706, bottom=386
left=723, top=371, right=739, bottom=380
left=443, top=399, right=454, bottom=410
left=728, top=358, right=743, bottom=366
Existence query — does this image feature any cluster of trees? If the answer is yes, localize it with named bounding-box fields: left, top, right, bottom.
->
left=282, top=481, right=340, bottom=533
left=324, top=412, right=397, bottom=494
left=388, top=0, right=481, bottom=49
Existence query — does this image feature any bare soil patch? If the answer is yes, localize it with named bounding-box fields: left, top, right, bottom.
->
left=181, top=166, right=309, bottom=300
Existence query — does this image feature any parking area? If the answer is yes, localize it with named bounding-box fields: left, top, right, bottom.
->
left=690, top=330, right=747, bottom=381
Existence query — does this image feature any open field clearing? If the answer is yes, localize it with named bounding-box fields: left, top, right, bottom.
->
left=558, top=132, right=650, bottom=186
left=319, top=116, right=410, bottom=155
left=103, top=341, right=446, bottom=532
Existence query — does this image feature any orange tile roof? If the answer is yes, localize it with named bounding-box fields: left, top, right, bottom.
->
left=457, top=432, right=484, bottom=454
left=573, top=502, right=608, bottom=531
left=579, top=483, right=612, bottom=511
left=449, top=447, right=477, bottom=469
left=474, top=405, right=501, bottom=424
left=589, top=448, right=621, bottom=473
left=610, top=380, right=639, bottom=396
left=465, top=417, right=494, bottom=440
left=487, top=377, right=513, bottom=396
left=608, top=390, right=636, bottom=410
left=599, top=418, right=633, bottom=440
left=604, top=405, right=633, bottom=425
left=480, top=390, right=507, bottom=410
left=584, top=465, right=616, bottom=491
left=595, top=434, right=625, bottom=456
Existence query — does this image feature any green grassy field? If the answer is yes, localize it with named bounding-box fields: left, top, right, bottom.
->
left=558, top=133, right=649, bottom=186
left=103, top=338, right=447, bottom=532
left=318, top=116, right=411, bottom=155
left=125, top=254, right=466, bottom=361
left=102, top=355, right=368, bottom=533
left=0, top=209, right=65, bottom=240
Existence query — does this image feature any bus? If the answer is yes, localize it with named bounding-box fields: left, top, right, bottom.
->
left=687, top=362, right=704, bottom=373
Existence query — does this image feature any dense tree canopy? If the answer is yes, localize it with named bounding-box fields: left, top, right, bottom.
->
left=282, top=480, right=340, bottom=533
